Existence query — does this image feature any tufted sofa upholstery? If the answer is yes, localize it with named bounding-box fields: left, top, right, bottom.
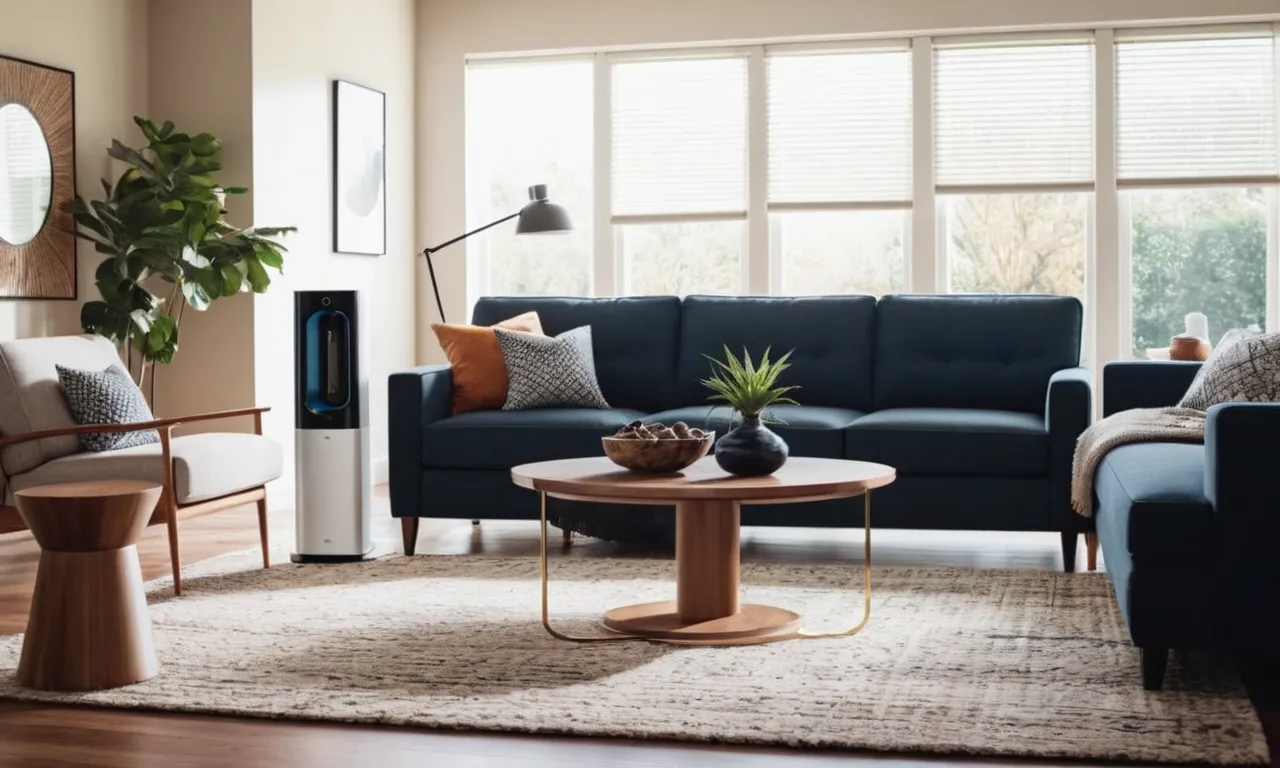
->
left=390, top=294, right=1092, bottom=567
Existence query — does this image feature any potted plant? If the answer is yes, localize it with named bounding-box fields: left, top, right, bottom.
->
left=63, top=116, right=296, bottom=405
left=701, top=346, right=799, bottom=476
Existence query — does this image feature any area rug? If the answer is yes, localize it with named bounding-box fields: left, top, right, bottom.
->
left=0, top=551, right=1269, bottom=765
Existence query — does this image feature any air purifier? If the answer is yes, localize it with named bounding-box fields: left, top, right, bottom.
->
left=291, top=290, right=374, bottom=562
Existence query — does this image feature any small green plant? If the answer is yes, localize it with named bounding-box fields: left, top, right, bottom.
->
left=701, top=346, right=799, bottom=420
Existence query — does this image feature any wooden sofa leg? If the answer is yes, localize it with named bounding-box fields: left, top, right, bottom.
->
left=1060, top=532, right=1079, bottom=573
left=401, top=517, right=420, bottom=556
left=1085, top=532, right=1098, bottom=571
left=1141, top=647, right=1168, bottom=690
left=256, top=495, right=270, bottom=569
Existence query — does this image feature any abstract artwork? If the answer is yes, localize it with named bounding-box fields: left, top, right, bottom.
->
left=0, top=54, right=75, bottom=298
left=332, top=80, right=385, bottom=255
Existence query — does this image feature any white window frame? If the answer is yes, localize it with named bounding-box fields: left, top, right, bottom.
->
left=464, top=17, right=1280, bottom=372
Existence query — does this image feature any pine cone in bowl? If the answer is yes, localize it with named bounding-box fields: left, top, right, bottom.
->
left=602, top=421, right=714, bottom=473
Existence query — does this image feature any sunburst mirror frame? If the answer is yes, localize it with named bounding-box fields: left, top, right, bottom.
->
left=0, top=54, right=75, bottom=299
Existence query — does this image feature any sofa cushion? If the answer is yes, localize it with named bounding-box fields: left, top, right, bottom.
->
left=422, top=408, right=649, bottom=469
left=845, top=408, right=1048, bottom=476
left=646, top=405, right=864, bottom=459
left=1094, top=443, right=1213, bottom=565
left=472, top=297, right=680, bottom=413
left=873, top=294, right=1082, bottom=413
left=8, top=433, right=283, bottom=505
left=0, top=334, right=124, bottom=476
left=675, top=295, right=876, bottom=411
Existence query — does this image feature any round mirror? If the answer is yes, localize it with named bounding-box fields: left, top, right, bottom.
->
left=0, top=103, right=53, bottom=246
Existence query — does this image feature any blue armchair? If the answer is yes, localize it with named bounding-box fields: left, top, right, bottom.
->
left=1096, top=362, right=1280, bottom=688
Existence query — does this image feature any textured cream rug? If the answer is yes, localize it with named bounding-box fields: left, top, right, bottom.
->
left=0, top=550, right=1268, bottom=765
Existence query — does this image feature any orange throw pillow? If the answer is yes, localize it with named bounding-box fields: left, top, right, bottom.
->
left=431, top=312, right=544, bottom=414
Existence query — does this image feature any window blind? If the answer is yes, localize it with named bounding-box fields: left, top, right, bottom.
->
left=611, top=56, right=747, bottom=219
left=767, top=49, right=912, bottom=208
left=1116, top=34, right=1277, bottom=186
left=934, top=41, right=1094, bottom=190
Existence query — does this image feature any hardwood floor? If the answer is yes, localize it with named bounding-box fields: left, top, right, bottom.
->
left=0, top=489, right=1275, bottom=768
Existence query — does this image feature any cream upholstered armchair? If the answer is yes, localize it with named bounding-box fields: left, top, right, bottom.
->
left=0, top=335, right=282, bottom=595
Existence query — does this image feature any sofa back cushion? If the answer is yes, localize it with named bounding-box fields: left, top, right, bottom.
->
left=472, top=296, right=681, bottom=412
left=0, top=334, right=124, bottom=476
left=873, top=294, right=1082, bottom=413
left=675, top=295, right=877, bottom=410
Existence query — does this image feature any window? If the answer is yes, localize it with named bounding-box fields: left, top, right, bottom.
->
left=946, top=193, right=1086, bottom=297
left=934, top=40, right=1093, bottom=189
left=1116, top=34, right=1276, bottom=184
left=767, top=48, right=911, bottom=295
left=934, top=39, right=1093, bottom=299
left=1128, top=189, right=1268, bottom=357
left=1118, top=31, right=1278, bottom=357
left=776, top=211, right=906, bottom=295
left=613, top=56, right=747, bottom=294
left=465, top=60, right=593, bottom=296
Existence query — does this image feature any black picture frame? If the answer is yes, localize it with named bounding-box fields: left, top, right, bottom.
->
left=332, top=79, right=386, bottom=255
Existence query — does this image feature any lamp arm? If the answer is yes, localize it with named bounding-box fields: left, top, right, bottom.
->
left=418, top=209, right=521, bottom=325
left=421, top=210, right=521, bottom=256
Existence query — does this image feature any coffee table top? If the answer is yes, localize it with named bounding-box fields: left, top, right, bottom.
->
left=16, top=479, right=162, bottom=500
left=511, top=456, right=895, bottom=504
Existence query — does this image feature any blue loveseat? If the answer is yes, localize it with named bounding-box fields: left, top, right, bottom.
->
left=1096, top=362, right=1280, bottom=689
left=390, top=294, right=1092, bottom=566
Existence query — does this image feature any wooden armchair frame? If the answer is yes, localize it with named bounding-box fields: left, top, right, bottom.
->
left=0, top=406, right=273, bottom=595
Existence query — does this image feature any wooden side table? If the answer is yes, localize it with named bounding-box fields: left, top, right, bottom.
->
left=15, top=480, right=163, bottom=691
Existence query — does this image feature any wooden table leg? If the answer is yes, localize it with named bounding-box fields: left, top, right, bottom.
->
left=603, top=499, right=800, bottom=645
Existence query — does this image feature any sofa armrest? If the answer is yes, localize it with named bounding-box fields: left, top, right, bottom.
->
left=1102, top=361, right=1200, bottom=416
left=1045, top=367, right=1093, bottom=530
left=387, top=365, right=453, bottom=519
left=1204, top=403, right=1280, bottom=645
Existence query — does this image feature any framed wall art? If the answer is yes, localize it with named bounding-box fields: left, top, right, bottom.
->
left=332, top=79, right=385, bottom=255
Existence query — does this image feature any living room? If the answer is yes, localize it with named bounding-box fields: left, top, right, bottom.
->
left=1, top=0, right=1278, bottom=765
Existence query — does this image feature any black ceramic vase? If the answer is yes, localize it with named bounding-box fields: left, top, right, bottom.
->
left=714, top=415, right=788, bottom=476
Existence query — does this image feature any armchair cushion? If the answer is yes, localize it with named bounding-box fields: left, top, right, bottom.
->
left=7, top=432, right=283, bottom=505
left=0, top=335, right=123, bottom=475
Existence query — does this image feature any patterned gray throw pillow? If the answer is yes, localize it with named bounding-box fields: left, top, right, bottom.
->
left=56, top=364, right=160, bottom=452
left=1178, top=331, right=1280, bottom=411
left=494, top=326, right=610, bottom=410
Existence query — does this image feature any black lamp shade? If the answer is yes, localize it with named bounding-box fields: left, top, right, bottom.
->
left=515, top=184, right=573, bottom=234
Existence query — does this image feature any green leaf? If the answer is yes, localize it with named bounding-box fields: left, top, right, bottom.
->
left=221, top=186, right=248, bottom=195
left=220, top=263, right=243, bottom=295
left=255, top=247, right=284, bottom=270
left=182, top=278, right=211, bottom=311
left=157, top=120, right=175, bottom=139
left=190, top=132, right=221, bottom=157
left=243, top=254, right=271, bottom=293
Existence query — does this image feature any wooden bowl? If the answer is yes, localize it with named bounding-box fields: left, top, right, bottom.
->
left=601, top=433, right=715, bottom=474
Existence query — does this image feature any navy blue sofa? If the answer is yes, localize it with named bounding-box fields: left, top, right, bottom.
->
left=391, top=294, right=1091, bottom=566
left=1097, top=362, right=1280, bottom=689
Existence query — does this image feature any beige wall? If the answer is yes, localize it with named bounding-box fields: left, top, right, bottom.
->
left=252, top=0, right=418, bottom=484
left=415, top=0, right=1280, bottom=363
left=147, top=0, right=256, bottom=431
left=0, top=0, right=148, bottom=340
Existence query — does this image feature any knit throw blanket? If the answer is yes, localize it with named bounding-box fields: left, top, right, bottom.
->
left=1070, top=407, right=1205, bottom=518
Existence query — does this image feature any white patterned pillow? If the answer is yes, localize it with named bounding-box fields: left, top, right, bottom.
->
left=56, top=364, right=160, bottom=452
left=494, top=326, right=610, bottom=410
left=1178, top=331, right=1280, bottom=411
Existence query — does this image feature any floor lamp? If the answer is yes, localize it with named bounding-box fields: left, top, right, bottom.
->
left=420, top=184, right=573, bottom=323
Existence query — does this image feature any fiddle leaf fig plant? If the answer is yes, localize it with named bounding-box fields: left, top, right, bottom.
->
left=63, top=116, right=296, bottom=398
left=701, top=345, right=800, bottom=420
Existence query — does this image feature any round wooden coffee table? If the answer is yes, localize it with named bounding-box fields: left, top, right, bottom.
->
left=511, top=456, right=895, bottom=646
left=15, top=479, right=163, bottom=691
